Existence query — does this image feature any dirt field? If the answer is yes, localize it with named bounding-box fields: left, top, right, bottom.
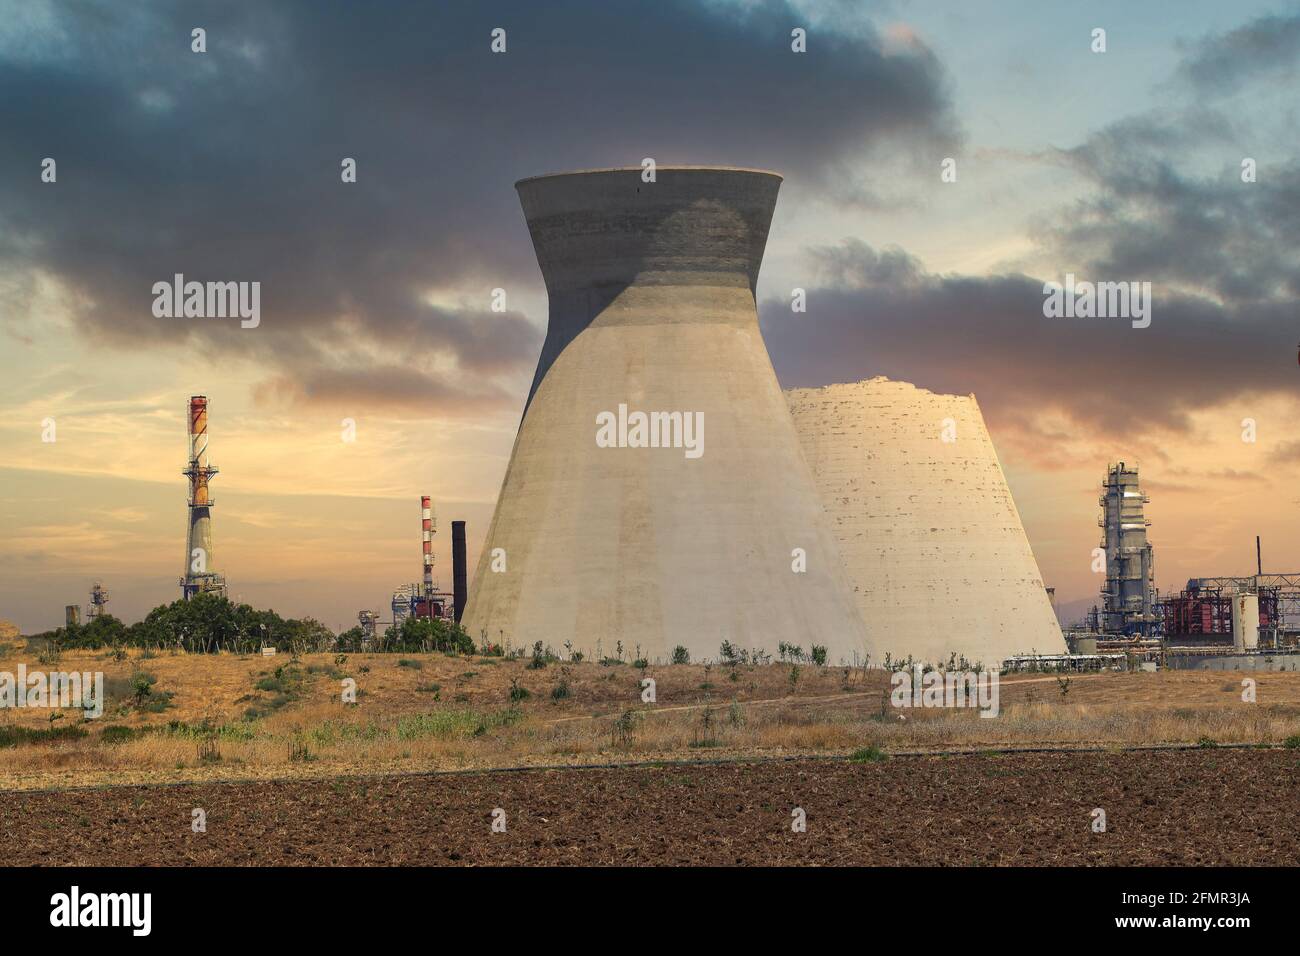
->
left=5, top=748, right=1297, bottom=865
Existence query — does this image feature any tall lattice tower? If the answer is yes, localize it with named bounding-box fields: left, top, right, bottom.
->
left=1099, top=461, right=1157, bottom=635
left=181, top=395, right=227, bottom=600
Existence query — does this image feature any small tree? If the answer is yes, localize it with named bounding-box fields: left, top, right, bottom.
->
left=611, top=709, right=640, bottom=748
left=528, top=641, right=548, bottom=670
left=671, top=645, right=690, bottom=665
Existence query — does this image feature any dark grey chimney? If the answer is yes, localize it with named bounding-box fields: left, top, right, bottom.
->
left=452, top=520, right=468, bottom=624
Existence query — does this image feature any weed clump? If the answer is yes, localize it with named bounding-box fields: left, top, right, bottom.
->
left=849, top=745, right=888, bottom=763
left=508, top=677, right=530, bottom=703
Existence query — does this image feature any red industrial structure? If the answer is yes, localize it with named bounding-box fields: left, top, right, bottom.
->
left=1162, top=585, right=1279, bottom=642
left=391, top=496, right=454, bottom=625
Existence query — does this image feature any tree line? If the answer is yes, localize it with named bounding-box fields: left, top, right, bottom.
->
left=33, top=594, right=477, bottom=656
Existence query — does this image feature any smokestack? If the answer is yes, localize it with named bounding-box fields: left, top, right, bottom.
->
left=421, top=496, right=434, bottom=599
left=182, top=395, right=225, bottom=600
left=1257, top=535, right=1262, bottom=576
left=452, top=520, right=467, bottom=624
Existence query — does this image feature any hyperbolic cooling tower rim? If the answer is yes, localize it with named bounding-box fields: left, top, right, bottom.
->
left=514, top=164, right=784, bottom=187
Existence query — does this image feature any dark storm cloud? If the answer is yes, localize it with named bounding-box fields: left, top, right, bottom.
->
left=760, top=239, right=1297, bottom=441
left=762, top=14, right=1296, bottom=445
left=0, top=0, right=955, bottom=413
left=1044, top=115, right=1300, bottom=307
left=1176, top=13, right=1300, bottom=94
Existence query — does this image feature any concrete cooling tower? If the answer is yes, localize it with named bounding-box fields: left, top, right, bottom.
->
left=463, top=167, right=870, bottom=665
left=786, top=378, right=1064, bottom=666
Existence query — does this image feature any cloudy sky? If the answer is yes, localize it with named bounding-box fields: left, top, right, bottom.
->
left=2, top=0, right=1298, bottom=632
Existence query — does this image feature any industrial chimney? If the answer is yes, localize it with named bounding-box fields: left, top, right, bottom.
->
left=452, top=520, right=467, bottom=624
left=462, top=167, right=870, bottom=664
left=181, top=395, right=226, bottom=600
left=421, top=495, right=434, bottom=600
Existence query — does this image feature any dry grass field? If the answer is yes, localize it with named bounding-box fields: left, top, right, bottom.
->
left=4, top=634, right=1300, bottom=793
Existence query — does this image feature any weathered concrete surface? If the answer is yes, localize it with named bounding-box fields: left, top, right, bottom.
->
left=786, top=378, right=1064, bottom=666
left=463, top=167, right=870, bottom=665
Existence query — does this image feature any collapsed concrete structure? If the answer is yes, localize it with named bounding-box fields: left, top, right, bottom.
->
left=462, top=167, right=871, bottom=664
left=786, top=378, right=1064, bottom=666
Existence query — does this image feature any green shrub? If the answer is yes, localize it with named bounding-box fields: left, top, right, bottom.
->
left=397, top=708, right=521, bottom=740
left=131, top=670, right=157, bottom=703
left=671, top=645, right=690, bottom=665
left=306, top=663, right=346, bottom=679
left=850, top=745, right=888, bottom=763
left=99, top=725, right=139, bottom=744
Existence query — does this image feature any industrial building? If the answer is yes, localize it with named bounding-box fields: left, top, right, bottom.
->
left=1063, top=459, right=1300, bottom=670
left=1161, top=583, right=1280, bottom=648
left=1184, top=570, right=1299, bottom=641
left=1159, top=541, right=1300, bottom=669
left=88, top=581, right=108, bottom=619
left=387, top=498, right=468, bottom=629
left=180, top=395, right=227, bottom=601
left=787, top=377, right=1065, bottom=667
left=463, top=167, right=871, bottom=665
left=1097, top=462, right=1158, bottom=635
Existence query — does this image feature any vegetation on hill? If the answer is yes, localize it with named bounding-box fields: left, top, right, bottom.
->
left=29, top=595, right=335, bottom=655
left=27, top=595, right=478, bottom=656
left=339, top=615, right=476, bottom=655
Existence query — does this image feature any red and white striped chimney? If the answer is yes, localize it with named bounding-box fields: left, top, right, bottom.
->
left=421, top=496, right=434, bottom=598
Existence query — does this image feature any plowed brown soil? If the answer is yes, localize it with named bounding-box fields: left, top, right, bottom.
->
left=4, top=748, right=1296, bottom=865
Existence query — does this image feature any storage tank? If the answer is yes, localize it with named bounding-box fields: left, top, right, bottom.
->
left=1232, top=591, right=1259, bottom=651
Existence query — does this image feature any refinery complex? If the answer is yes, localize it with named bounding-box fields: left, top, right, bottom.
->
left=56, top=168, right=1300, bottom=672
left=1045, top=460, right=1300, bottom=672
